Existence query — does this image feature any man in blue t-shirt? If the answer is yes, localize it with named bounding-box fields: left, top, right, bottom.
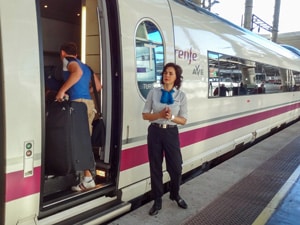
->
left=56, top=42, right=100, bottom=191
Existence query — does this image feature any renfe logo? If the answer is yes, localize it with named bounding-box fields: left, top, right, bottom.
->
left=175, top=48, right=198, bottom=64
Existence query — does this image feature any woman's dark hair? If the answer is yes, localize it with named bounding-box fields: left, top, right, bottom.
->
left=161, top=62, right=183, bottom=89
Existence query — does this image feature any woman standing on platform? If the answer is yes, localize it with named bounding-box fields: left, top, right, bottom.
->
left=142, top=62, right=188, bottom=216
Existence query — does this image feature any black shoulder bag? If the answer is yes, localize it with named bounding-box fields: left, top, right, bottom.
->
left=90, top=68, right=105, bottom=149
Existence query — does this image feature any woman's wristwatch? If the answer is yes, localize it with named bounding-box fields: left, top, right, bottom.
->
left=171, top=114, right=175, bottom=121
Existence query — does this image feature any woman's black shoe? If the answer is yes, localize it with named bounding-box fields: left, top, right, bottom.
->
left=149, top=199, right=162, bottom=216
left=170, top=195, right=188, bottom=209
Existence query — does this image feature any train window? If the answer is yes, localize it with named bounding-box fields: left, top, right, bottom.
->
left=208, top=51, right=300, bottom=96
left=293, top=71, right=300, bottom=91
left=208, top=52, right=242, bottom=97
left=260, top=65, right=282, bottom=93
left=135, top=20, right=164, bottom=99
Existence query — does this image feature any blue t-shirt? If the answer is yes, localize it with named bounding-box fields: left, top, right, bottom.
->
left=62, top=57, right=92, bottom=100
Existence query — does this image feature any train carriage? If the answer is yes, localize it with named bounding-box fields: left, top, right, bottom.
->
left=1, top=0, right=300, bottom=224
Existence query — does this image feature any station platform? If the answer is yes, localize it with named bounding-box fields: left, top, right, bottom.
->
left=107, top=121, right=300, bottom=225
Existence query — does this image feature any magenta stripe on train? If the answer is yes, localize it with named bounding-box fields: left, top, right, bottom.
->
left=120, top=103, right=300, bottom=171
left=6, top=167, right=41, bottom=202
left=4, top=103, right=299, bottom=202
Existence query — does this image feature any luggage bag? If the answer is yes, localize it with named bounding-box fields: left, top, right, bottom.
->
left=45, top=101, right=95, bottom=175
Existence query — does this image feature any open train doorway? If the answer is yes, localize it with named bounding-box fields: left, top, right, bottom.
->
left=39, top=0, right=120, bottom=216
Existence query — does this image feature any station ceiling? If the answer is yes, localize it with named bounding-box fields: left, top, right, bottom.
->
left=40, top=0, right=81, bottom=25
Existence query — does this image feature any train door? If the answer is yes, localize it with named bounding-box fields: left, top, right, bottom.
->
left=39, top=0, right=122, bottom=217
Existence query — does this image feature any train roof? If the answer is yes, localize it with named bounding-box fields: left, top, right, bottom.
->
left=172, top=0, right=300, bottom=71
left=280, top=44, right=300, bottom=57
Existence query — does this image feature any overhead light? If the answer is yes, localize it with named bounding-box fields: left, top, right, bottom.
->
left=81, top=5, right=86, bottom=63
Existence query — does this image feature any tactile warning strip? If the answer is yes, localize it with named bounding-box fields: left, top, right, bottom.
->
left=182, top=137, right=300, bottom=225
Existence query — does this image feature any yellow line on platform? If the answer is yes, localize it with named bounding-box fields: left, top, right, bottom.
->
left=252, top=165, right=300, bottom=225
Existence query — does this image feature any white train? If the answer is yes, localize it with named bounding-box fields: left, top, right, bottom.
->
left=1, top=0, right=300, bottom=224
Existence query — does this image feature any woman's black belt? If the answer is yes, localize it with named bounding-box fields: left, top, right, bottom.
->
left=151, top=123, right=177, bottom=129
